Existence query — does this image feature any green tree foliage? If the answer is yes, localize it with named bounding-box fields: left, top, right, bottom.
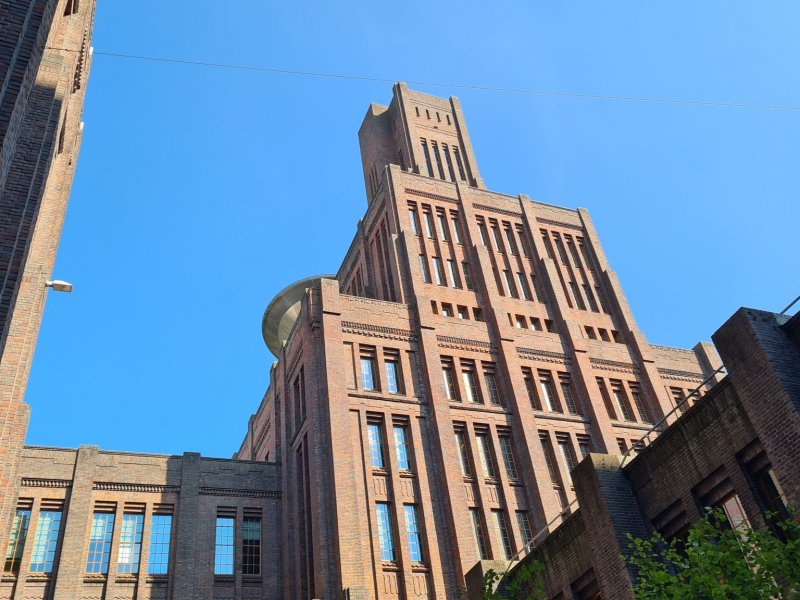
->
left=626, top=509, right=800, bottom=599
left=474, top=562, right=547, bottom=600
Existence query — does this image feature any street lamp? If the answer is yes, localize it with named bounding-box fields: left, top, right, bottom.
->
left=45, top=280, right=73, bottom=293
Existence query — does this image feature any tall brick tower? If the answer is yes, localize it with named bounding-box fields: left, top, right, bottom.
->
left=238, top=83, right=722, bottom=599
left=0, top=0, right=95, bottom=555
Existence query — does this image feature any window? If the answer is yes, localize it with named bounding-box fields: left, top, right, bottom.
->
left=531, top=317, right=543, bottom=331
left=476, top=433, right=496, bottom=478
left=385, top=359, right=400, bottom=394
left=441, top=303, right=453, bottom=317
left=478, top=221, right=489, bottom=247
left=4, top=508, right=30, bottom=573
left=117, top=513, right=144, bottom=574
left=442, top=144, right=456, bottom=181
left=457, top=305, right=469, bottom=320
left=617, top=438, right=628, bottom=454
left=569, top=281, right=586, bottom=310
left=437, top=213, right=450, bottom=241
left=368, top=423, right=385, bottom=469
left=498, top=434, right=519, bottom=479
left=442, top=360, right=459, bottom=401
left=583, top=284, right=599, bottom=312
left=539, top=371, right=560, bottom=412
left=504, top=227, right=518, bottom=255
left=394, top=425, right=411, bottom=470
left=451, top=215, right=462, bottom=244
left=64, top=0, right=79, bottom=16
left=470, top=509, right=489, bottom=560
left=484, top=365, right=501, bottom=405
left=517, top=272, right=531, bottom=300
left=409, top=207, right=420, bottom=235
left=447, top=260, right=461, bottom=288
left=461, top=362, right=481, bottom=403
left=147, top=514, right=172, bottom=574
left=29, top=510, right=62, bottom=573
left=493, top=510, right=514, bottom=560
left=361, top=356, right=376, bottom=391
left=577, top=435, right=592, bottom=460
left=516, top=512, right=534, bottom=548
left=432, top=257, right=446, bottom=286
left=515, top=314, right=527, bottom=329
left=420, top=140, right=433, bottom=177
left=566, top=239, right=582, bottom=268
left=462, top=262, right=473, bottom=290
left=454, top=429, right=472, bottom=476
left=86, top=512, right=115, bottom=574
left=595, top=285, right=610, bottom=313
left=404, top=505, right=423, bottom=562
left=375, top=503, right=395, bottom=561
left=431, top=141, right=445, bottom=179
left=557, top=437, right=576, bottom=485
left=612, top=383, right=634, bottom=421
left=502, top=270, right=517, bottom=298
left=523, top=369, right=541, bottom=410
left=423, top=210, right=435, bottom=238
left=419, top=255, right=431, bottom=283
left=559, top=375, right=579, bottom=414
left=751, top=467, right=790, bottom=535
left=491, top=225, right=504, bottom=252
left=554, top=237, right=570, bottom=266
left=718, top=494, right=749, bottom=532
left=242, top=517, right=261, bottom=575
left=630, top=384, right=650, bottom=423
left=539, top=434, right=560, bottom=484
left=214, top=516, right=235, bottom=575
left=453, top=147, right=466, bottom=180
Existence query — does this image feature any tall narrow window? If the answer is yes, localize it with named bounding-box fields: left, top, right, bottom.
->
left=483, top=365, right=501, bottom=405
left=408, top=207, right=420, bottom=236
left=423, top=210, right=435, bottom=238
left=404, top=505, right=424, bottom=562
left=385, top=359, right=399, bottom=394
left=453, top=147, right=467, bottom=180
left=375, top=503, right=395, bottom=561
left=630, top=386, right=650, bottom=423
left=582, top=284, right=599, bottom=312
left=394, top=425, right=411, bottom=470
left=147, top=514, right=172, bottom=574
left=117, top=513, right=144, bottom=574
left=555, top=237, right=570, bottom=266
left=431, top=141, right=445, bottom=179
left=419, top=255, right=431, bottom=283
left=4, top=508, right=30, bottom=573
left=557, top=437, right=576, bottom=485
left=242, top=517, right=261, bottom=575
left=523, top=369, right=541, bottom=410
left=478, top=221, right=489, bottom=247
left=502, top=270, right=518, bottom=298
left=420, top=139, right=433, bottom=177
left=493, top=511, right=514, bottom=560
left=517, top=272, right=531, bottom=300
left=559, top=376, right=579, bottom=414
left=433, top=257, right=446, bottom=286
left=214, top=517, right=235, bottom=575
left=455, top=429, right=472, bottom=476
left=368, top=423, right=385, bottom=469
left=447, top=260, right=460, bottom=288
left=361, top=356, right=376, bottom=391
left=569, top=282, right=586, bottom=310
left=577, top=436, right=592, bottom=460
left=462, top=262, right=473, bottom=290
left=29, top=510, right=62, bottom=573
left=470, top=509, right=489, bottom=560
left=516, top=511, right=534, bottom=548
left=491, top=226, right=504, bottom=252
left=437, top=213, right=450, bottom=241
left=461, top=363, right=481, bottom=403
left=86, top=512, right=115, bottom=574
left=442, top=144, right=456, bottom=181
left=498, top=435, right=519, bottom=479
left=539, top=434, right=560, bottom=484
left=451, top=215, right=462, bottom=244
left=504, top=228, right=518, bottom=255
left=442, top=361, right=459, bottom=401
left=612, top=384, right=634, bottom=421
left=539, top=371, right=560, bottom=412
left=516, top=225, right=531, bottom=258
left=476, top=433, right=496, bottom=478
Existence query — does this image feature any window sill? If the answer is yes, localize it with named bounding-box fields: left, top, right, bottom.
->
left=214, top=575, right=235, bottom=582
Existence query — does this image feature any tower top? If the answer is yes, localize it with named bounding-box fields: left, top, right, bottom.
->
left=357, top=83, right=485, bottom=203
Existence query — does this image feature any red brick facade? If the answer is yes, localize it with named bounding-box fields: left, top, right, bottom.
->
left=236, top=84, right=720, bottom=599
left=0, top=0, right=95, bottom=564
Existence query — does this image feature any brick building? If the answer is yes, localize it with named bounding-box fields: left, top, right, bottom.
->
left=0, top=23, right=796, bottom=599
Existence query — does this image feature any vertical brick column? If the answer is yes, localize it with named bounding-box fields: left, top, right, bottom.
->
left=171, top=453, right=206, bottom=599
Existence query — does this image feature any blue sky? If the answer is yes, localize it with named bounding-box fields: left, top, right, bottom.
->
left=26, top=2, right=799, bottom=457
